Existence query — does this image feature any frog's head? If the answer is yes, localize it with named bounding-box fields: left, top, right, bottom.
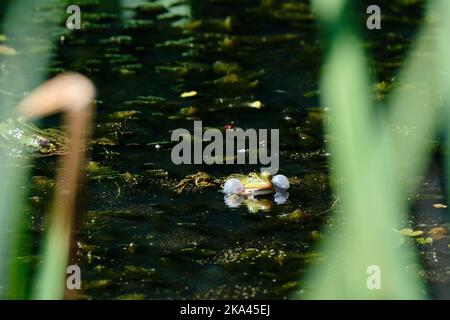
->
left=240, top=171, right=272, bottom=193
left=223, top=172, right=290, bottom=196
left=223, top=171, right=273, bottom=196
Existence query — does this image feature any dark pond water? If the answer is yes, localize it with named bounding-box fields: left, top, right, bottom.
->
left=64, top=0, right=329, bottom=300
left=2, top=0, right=450, bottom=299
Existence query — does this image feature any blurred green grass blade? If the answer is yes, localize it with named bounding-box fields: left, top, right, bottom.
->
left=0, top=0, right=60, bottom=112
left=301, top=0, right=429, bottom=299
left=0, top=158, right=30, bottom=299
left=0, top=0, right=61, bottom=299
left=442, top=0, right=450, bottom=225
left=387, top=0, right=450, bottom=192
left=32, top=226, right=69, bottom=299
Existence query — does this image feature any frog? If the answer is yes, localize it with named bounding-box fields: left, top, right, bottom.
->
left=223, top=171, right=289, bottom=195
left=0, top=118, right=67, bottom=157
left=223, top=171, right=274, bottom=196
left=222, top=171, right=290, bottom=210
left=172, top=171, right=290, bottom=211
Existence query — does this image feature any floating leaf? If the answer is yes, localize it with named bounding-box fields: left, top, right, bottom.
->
left=433, top=203, right=448, bottom=209
left=416, top=237, right=433, bottom=245
left=116, top=293, right=146, bottom=300
left=223, top=16, right=233, bottom=31
left=181, top=20, right=202, bottom=30
left=124, top=19, right=154, bottom=31
left=399, top=228, right=413, bottom=235
left=217, top=73, right=239, bottom=84
left=222, top=37, right=235, bottom=48
left=132, top=3, right=167, bottom=16
left=247, top=101, right=263, bottom=109
left=399, top=228, right=423, bottom=237
left=303, top=90, right=319, bottom=98
left=91, top=137, right=118, bottom=146
left=125, top=95, right=166, bottom=106
left=101, top=35, right=132, bottom=45
left=108, top=110, right=141, bottom=120
left=213, top=61, right=241, bottom=74
left=179, top=106, right=197, bottom=117
left=180, top=91, right=198, bottom=98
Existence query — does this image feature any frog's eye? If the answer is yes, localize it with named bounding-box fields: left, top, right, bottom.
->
left=248, top=172, right=259, bottom=179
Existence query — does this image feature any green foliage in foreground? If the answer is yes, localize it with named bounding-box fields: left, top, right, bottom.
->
left=0, top=0, right=64, bottom=299
left=302, top=0, right=450, bottom=299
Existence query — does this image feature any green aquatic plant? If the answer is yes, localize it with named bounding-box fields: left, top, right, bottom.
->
left=0, top=0, right=62, bottom=299
left=1, top=1, right=95, bottom=300
left=302, top=0, right=450, bottom=299
left=18, top=74, right=95, bottom=300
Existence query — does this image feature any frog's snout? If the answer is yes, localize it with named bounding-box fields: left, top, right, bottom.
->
left=223, top=178, right=245, bottom=195
left=272, top=174, right=290, bottom=190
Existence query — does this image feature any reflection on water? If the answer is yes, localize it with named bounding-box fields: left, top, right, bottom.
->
left=224, top=191, right=288, bottom=212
